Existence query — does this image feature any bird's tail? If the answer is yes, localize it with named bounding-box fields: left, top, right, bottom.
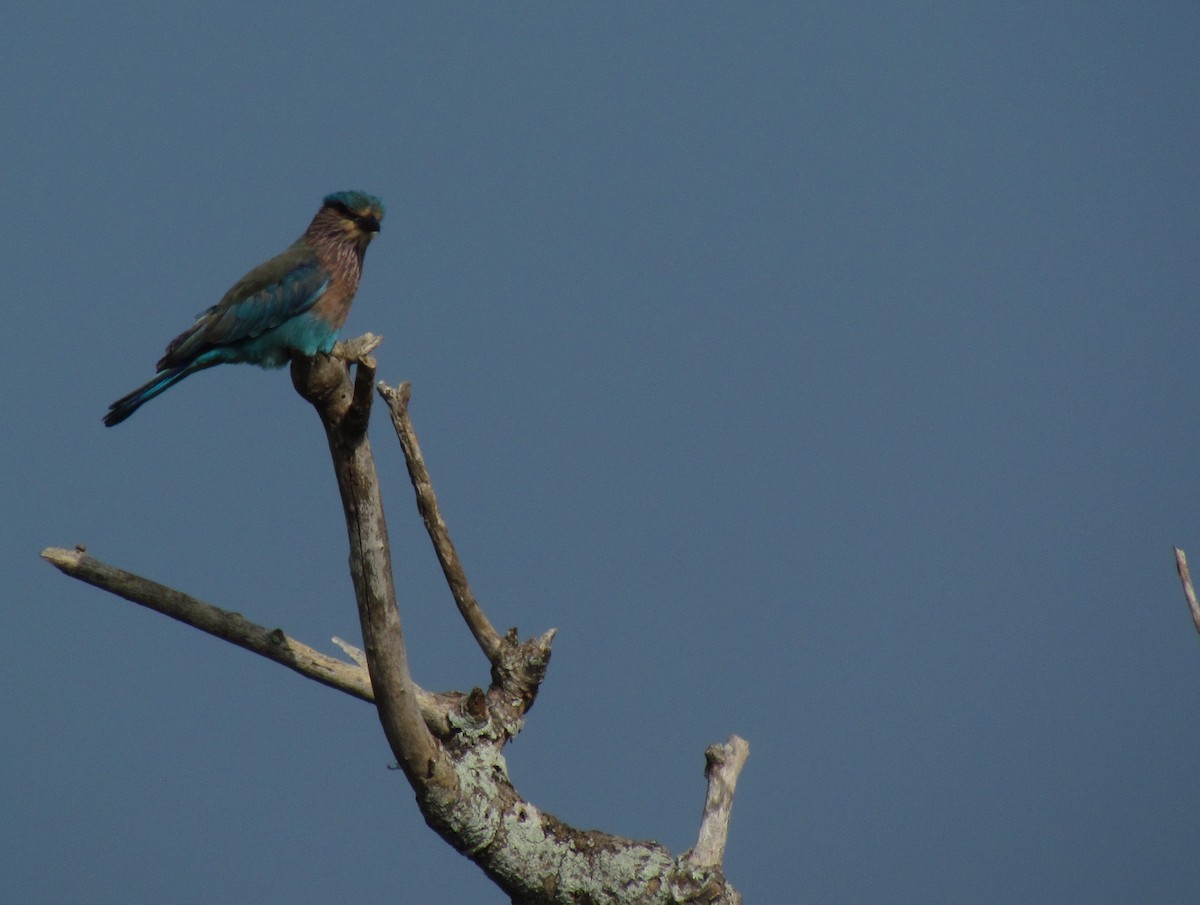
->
left=104, top=363, right=204, bottom=427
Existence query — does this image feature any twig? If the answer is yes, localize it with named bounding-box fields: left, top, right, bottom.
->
left=1173, top=546, right=1200, bottom=637
left=333, top=636, right=368, bottom=668
left=378, top=381, right=502, bottom=662
left=688, top=735, right=750, bottom=869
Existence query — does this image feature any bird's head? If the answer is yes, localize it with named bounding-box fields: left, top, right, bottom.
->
left=320, top=191, right=385, bottom=249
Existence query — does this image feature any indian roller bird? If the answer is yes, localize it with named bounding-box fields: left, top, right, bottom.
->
left=104, top=191, right=384, bottom=427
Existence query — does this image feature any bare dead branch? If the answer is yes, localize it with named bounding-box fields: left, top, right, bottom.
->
left=39, top=546, right=457, bottom=732
left=688, top=735, right=750, bottom=870
left=1173, top=546, right=1200, bottom=637
left=291, top=351, right=451, bottom=792
left=378, top=380, right=502, bottom=662
left=40, top=534, right=748, bottom=901
left=40, top=545, right=373, bottom=698
left=45, top=335, right=748, bottom=902
left=376, top=380, right=558, bottom=733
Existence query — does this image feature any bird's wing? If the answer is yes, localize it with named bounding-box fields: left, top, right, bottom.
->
left=158, top=242, right=330, bottom=369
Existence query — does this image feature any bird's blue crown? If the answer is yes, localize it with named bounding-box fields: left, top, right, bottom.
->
left=323, top=191, right=385, bottom=218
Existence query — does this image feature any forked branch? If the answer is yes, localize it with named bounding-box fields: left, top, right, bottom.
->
left=44, top=338, right=748, bottom=903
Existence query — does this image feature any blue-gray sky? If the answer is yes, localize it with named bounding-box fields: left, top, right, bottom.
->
left=4, top=4, right=1199, bottom=902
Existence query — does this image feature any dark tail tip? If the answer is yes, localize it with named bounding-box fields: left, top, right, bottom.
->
left=103, top=366, right=192, bottom=427
left=103, top=404, right=134, bottom=427
left=103, top=391, right=146, bottom=426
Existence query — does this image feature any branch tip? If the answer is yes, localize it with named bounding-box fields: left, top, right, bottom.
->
left=689, top=734, right=750, bottom=869
left=377, top=379, right=412, bottom=410
left=41, top=546, right=81, bottom=570
left=1173, top=546, right=1200, bottom=637
left=333, top=332, right=383, bottom=363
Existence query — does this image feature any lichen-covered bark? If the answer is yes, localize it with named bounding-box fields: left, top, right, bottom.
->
left=434, top=745, right=737, bottom=905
